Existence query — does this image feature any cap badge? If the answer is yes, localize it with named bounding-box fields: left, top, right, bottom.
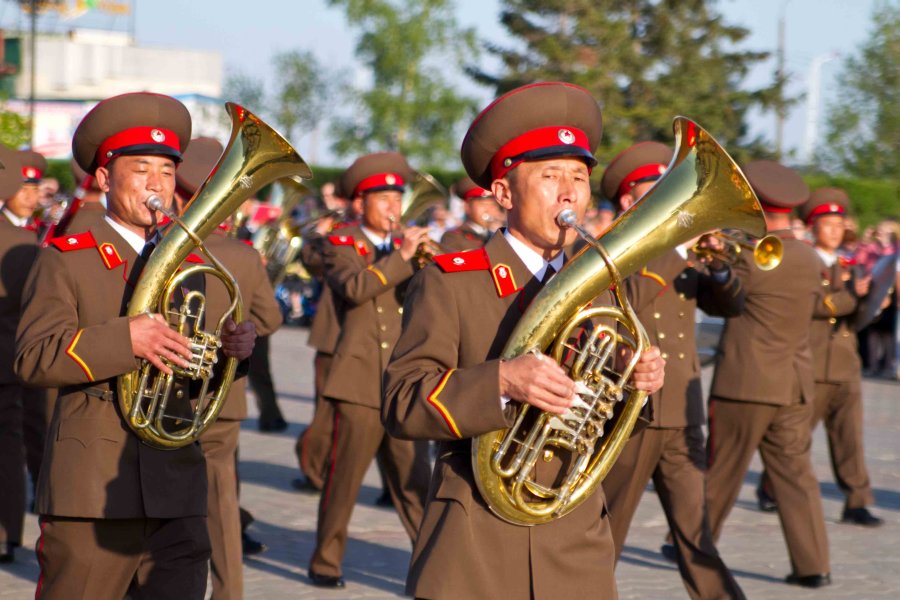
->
left=557, top=129, right=576, bottom=145
left=150, top=129, right=166, bottom=142
left=452, top=257, right=465, bottom=265
left=830, top=204, right=839, bottom=212
left=67, top=237, right=77, bottom=245
left=385, top=174, right=397, bottom=185
left=25, top=167, right=36, bottom=178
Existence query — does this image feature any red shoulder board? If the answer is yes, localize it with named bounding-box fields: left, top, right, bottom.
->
left=49, top=231, right=97, bottom=252
left=328, top=234, right=355, bottom=246
left=433, top=248, right=490, bottom=273
left=185, top=253, right=205, bottom=264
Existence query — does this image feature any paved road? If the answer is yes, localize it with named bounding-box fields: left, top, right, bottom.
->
left=2, top=326, right=898, bottom=598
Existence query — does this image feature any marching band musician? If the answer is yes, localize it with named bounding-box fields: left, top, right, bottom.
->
left=382, top=82, right=665, bottom=599
left=703, top=160, right=832, bottom=588
left=14, top=92, right=256, bottom=599
left=174, top=136, right=285, bottom=600
left=0, top=148, right=38, bottom=564
left=1, top=149, right=46, bottom=231
left=440, top=176, right=503, bottom=252
left=600, top=142, right=746, bottom=599
left=307, top=152, right=433, bottom=588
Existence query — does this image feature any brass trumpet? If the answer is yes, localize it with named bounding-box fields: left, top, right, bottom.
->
left=692, top=231, right=783, bottom=271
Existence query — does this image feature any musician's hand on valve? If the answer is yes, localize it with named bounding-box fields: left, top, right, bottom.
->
left=398, top=226, right=432, bottom=261
left=129, top=312, right=192, bottom=375
left=695, top=234, right=727, bottom=271
left=628, top=346, right=666, bottom=394
left=221, top=319, right=257, bottom=361
left=499, top=354, right=576, bottom=415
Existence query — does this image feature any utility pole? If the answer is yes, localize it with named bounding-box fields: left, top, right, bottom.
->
left=801, top=53, right=839, bottom=166
left=28, top=0, right=36, bottom=147
left=775, top=1, right=790, bottom=159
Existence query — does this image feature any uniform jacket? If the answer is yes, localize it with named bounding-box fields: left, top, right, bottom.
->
left=203, top=231, right=283, bottom=420
left=383, top=232, right=616, bottom=599
left=64, top=200, right=106, bottom=235
left=440, top=221, right=489, bottom=253
left=710, top=234, right=820, bottom=406
left=14, top=219, right=207, bottom=519
left=810, top=256, right=863, bottom=382
left=625, top=250, right=745, bottom=428
left=301, top=232, right=341, bottom=354
left=322, top=225, right=416, bottom=407
left=0, top=219, right=39, bottom=383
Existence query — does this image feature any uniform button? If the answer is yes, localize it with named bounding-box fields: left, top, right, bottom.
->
left=380, top=341, right=389, bottom=349
left=658, top=332, right=666, bottom=339
left=822, top=280, right=829, bottom=286
left=380, top=324, right=387, bottom=332
left=677, top=332, right=684, bottom=339
left=661, top=352, right=669, bottom=360
left=828, top=318, right=837, bottom=325
left=376, top=306, right=383, bottom=313
left=678, top=312, right=685, bottom=318
left=398, top=307, right=403, bottom=315
left=678, top=352, right=685, bottom=359
left=653, top=312, right=661, bottom=319
left=678, top=293, right=685, bottom=299
left=842, top=332, right=850, bottom=337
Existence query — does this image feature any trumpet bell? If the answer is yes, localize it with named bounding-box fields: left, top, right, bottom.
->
left=753, top=234, right=783, bottom=271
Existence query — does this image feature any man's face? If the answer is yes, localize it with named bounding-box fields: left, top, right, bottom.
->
left=618, top=180, right=657, bottom=211
left=493, top=157, right=591, bottom=257
left=813, top=214, right=846, bottom=252
left=96, top=154, right=176, bottom=232
left=4, top=183, right=40, bottom=218
left=361, top=189, right=402, bottom=236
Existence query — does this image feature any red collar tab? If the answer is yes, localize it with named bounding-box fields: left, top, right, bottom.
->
left=328, top=234, right=355, bottom=246
left=805, top=202, right=846, bottom=223
left=491, top=262, right=520, bottom=298
left=354, top=172, right=406, bottom=197
left=760, top=200, right=793, bottom=214
left=617, top=163, right=667, bottom=199
left=22, top=166, right=43, bottom=182
left=355, top=239, right=369, bottom=256
left=50, top=231, right=97, bottom=252
left=158, top=215, right=172, bottom=227
left=433, top=248, right=491, bottom=273
left=462, top=186, right=493, bottom=201
left=490, top=126, right=592, bottom=182
left=97, top=242, right=124, bottom=270
left=97, top=126, right=182, bottom=169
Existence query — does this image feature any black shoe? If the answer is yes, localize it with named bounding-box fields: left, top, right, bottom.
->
left=374, top=490, right=393, bottom=507
left=756, top=487, right=778, bottom=512
left=308, top=570, right=346, bottom=588
left=242, top=532, right=268, bottom=556
left=841, top=506, right=884, bottom=527
left=0, top=542, right=16, bottom=563
left=660, top=543, right=678, bottom=563
left=785, top=573, right=831, bottom=588
left=291, top=477, right=321, bottom=493
left=258, top=417, right=288, bottom=432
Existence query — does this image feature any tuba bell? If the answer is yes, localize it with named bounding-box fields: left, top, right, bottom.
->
left=117, top=103, right=312, bottom=449
left=400, top=171, right=448, bottom=224
left=472, top=117, right=768, bottom=525
left=252, top=176, right=315, bottom=285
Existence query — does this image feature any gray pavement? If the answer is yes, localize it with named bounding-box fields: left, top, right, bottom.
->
left=2, top=325, right=899, bottom=598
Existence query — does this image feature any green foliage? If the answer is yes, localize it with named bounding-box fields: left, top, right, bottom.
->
left=328, top=0, right=480, bottom=168
left=223, top=68, right=268, bottom=114
left=0, top=102, right=30, bottom=149
left=46, top=159, right=75, bottom=193
left=819, top=3, right=899, bottom=178
left=803, top=173, right=899, bottom=229
left=272, top=50, right=334, bottom=143
left=470, top=0, right=787, bottom=164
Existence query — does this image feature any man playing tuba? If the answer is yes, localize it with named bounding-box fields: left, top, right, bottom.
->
left=382, top=82, right=665, bottom=599
left=15, top=92, right=257, bottom=600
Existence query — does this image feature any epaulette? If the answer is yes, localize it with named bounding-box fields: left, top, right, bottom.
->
left=49, top=231, right=96, bottom=252
left=433, top=248, right=490, bottom=273
left=328, top=234, right=355, bottom=246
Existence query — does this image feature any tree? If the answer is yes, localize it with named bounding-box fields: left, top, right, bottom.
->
left=271, top=50, right=333, bottom=144
left=468, top=0, right=786, bottom=165
left=0, top=103, right=30, bottom=149
left=819, top=3, right=899, bottom=178
left=328, top=0, right=479, bottom=167
left=223, top=68, right=268, bottom=114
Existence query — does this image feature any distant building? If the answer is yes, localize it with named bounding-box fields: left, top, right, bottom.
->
left=0, top=28, right=228, bottom=157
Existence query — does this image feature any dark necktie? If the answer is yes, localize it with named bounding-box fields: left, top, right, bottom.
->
left=541, top=264, right=557, bottom=285
left=375, top=242, right=392, bottom=260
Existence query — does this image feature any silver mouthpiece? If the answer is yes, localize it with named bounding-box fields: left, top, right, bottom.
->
left=556, top=209, right=578, bottom=228
left=146, top=195, right=165, bottom=211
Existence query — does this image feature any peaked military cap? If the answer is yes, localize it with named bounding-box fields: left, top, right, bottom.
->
left=461, top=82, right=603, bottom=189
left=176, top=137, right=224, bottom=197
left=0, top=145, right=23, bottom=199
left=600, top=141, right=672, bottom=202
left=340, top=152, right=415, bottom=199
left=72, top=92, right=192, bottom=173
left=18, top=150, right=48, bottom=184
left=799, top=187, right=850, bottom=223
left=742, top=160, right=809, bottom=212
left=453, top=176, right=493, bottom=201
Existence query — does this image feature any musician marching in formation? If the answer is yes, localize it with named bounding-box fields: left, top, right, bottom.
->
left=0, top=80, right=889, bottom=600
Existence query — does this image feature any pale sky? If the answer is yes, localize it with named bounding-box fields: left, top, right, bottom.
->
left=0, top=0, right=883, bottom=166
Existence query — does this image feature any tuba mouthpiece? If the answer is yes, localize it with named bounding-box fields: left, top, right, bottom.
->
left=146, top=195, right=165, bottom=211
left=556, top=209, right=577, bottom=228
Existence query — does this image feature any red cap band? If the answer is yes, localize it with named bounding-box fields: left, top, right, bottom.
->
left=490, top=126, right=592, bottom=181
left=97, top=126, right=181, bottom=169
left=354, top=172, right=405, bottom=197
left=22, top=166, right=43, bottom=182
left=760, top=201, right=793, bottom=214
left=805, top=202, right=846, bottom=223
left=617, top=163, right=667, bottom=199
left=462, top=186, right=492, bottom=201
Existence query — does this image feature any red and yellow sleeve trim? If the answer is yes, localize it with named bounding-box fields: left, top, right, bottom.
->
left=427, top=369, right=462, bottom=439
left=366, top=265, right=388, bottom=285
left=65, top=329, right=94, bottom=382
left=638, top=267, right=667, bottom=288
left=822, top=294, right=837, bottom=316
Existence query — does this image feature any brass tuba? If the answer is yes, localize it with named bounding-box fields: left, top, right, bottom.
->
left=117, top=103, right=313, bottom=449
left=252, top=176, right=315, bottom=285
left=400, top=171, right=448, bottom=224
left=472, top=117, right=767, bottom=525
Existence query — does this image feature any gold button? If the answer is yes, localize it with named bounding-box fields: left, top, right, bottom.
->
left=678, top=352, right=685, bottom=359
left=658, top=332, right=666, bottom=339
left=678, top=312, right=685, bottom=318
left=678, top=293, right=685, bottom=299
left=661, top=352, right=669, bottom=359
left=398, top=307, right=403, bottom=314
left=653, top=312, right=661, bottom=319
left=380, top=324, right=387, bottom=332
left=822, top=280, right=829, bottom=286
left=380, top=341, right=389, bottom=349
left=828, top=318, right=837, bottom=325
left=677, top=332, right=684, bottom=339
left=376, top=306, right=383, bottom=313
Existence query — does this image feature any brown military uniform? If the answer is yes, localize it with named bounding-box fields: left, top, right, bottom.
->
left=384, top=233, right=618, bottom=599
left=309, top=223, right=431, bottom=578
left=440, top=221, right=489, bottom=252
left=0, top=217, right=39, bottom=558
left=705, top=233, right=830, bottom=576
left=604, top=249, right=745, bottom=599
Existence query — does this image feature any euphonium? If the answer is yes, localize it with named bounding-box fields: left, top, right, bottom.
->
left=253, top=176, right=314, bottom=285
left=472, top=117, right=768, bottom=525
left=400, top=171, right=448, bottom=224
left=117, top=102, right=313, bottom=449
